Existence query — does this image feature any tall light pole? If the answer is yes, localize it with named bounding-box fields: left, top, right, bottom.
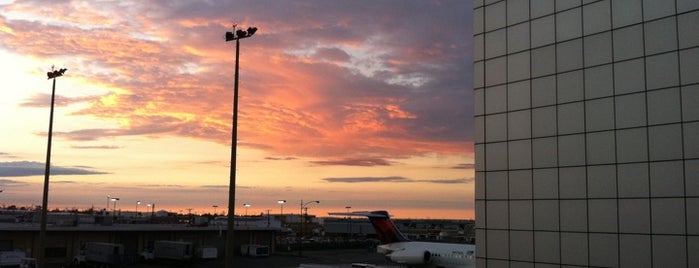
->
left=277, top=200, right=286, bottom=225
left=345, top=206, right=352, bottom=238
left=213, top=205, right=218, bottom=215
left=299, top=200, right=319, bottom=257
left=39, top=66, right=67, bottom=268
left=224, top=24, right=257, bottom=268
left=136, top=201, right=141, bottom=216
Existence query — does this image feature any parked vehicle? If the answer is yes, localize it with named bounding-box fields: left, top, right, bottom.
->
left=240, top=244, right=269, bottom=257
left=141, top=240, right=193, bottom=262
left=196, top=246, right=218, bottom=260
left=73, top=242, right=124, bottom=267
left=0, top=250, right=25, bottom=267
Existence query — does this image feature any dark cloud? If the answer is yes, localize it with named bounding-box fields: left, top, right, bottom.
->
left=71, top=145, right=122, bottom=150
left=323, top=176, right=473, bottom=184
left=311, top=158, right=392, bottom=166
left=264, top=156, right=297, bottom=161
left=0, top=161, right=108, bottom=177
left=0, top=179, right=30, bottom=186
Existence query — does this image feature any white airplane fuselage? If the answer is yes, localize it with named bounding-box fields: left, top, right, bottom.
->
left=377, top=241, right=475, bottom=268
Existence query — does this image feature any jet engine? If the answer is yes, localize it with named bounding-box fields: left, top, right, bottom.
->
left=387, top=249, right=432, bottom=265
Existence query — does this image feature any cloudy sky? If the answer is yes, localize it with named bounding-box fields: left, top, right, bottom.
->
left=0, top=0, right=474, bottom=219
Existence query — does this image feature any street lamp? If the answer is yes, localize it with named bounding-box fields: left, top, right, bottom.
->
left=277, top=200, right=286, bottom=222
left=299, top=200, right=319, bottom=257
left=110, top=197, right=120, bottom=216
left=345, top=206, right=352, bottom=238
left=224, top=24, right=257, bottom=268
left=39, top=66, right=67, bottom=268
left=136, top=201, right=141, bottom=216
left=243, top=203, right=251, bottom=216
left=213, top=205, right=218, bottom=215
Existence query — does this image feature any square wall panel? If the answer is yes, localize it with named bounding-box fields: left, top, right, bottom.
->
left=486, top=229, right=510, bottom=259
left=652, top=235, right=687, bottom=267
left=509, top=140, right=533, bottom=169
left=618, top=163, right=649, bottom=198
left=510, top=230, right=534, bottom=261
left=557, top=102, right=584, bottom=135
left=476, top=200, right=486, bottom=228
left=485, top=113, right=507, bottom=142
left=534, top=231, right=560, bottom=263
left=557, top=70, right=584, bottom=103
left=583, top=0, right=611, bottom=35
left=678, top=11, right=699, bottom=49
left=508, top=110, right=531, bottom=140
left=531, top=15, right=555, bottom=47
left=475, top=172, right=485, bottom=199
left=589, top=233, right=619, bottom=267
left=533, top=168, right=558, bottom=199
left=588, top=199, right=618, bottom=232
left=559, top=167, right=586, bottom=199
left=678, top=0, right=699, bottom=12
left=687, top=198, right=699, bottom=235
left=650, top=161, right=685, bottom=197
left=508, top=81, right=531, bottom=111
left=584, top=32, right=612, bottom=67
left=485, top=57, right=507, bottom=87
left=556, top=8, right=582, bottom=42
left=556, top=38, right=583, bottom=72
left=534, top=200, right=559, bottom=231
left=682, top=85, right=699, bottom=120
left=510, top=200, right=533, bottom=230
left=612, top=0, right=643, bottom=27
left=531, top=45, right=556, bottom=77
left=474, top=88, right=484, bottom=115
left=474, top=34, right=484, bottom=62
left=587, top=165, right=617, bottom=199
left=651, top=198, right=686, bottom=234
left=532, top=106, right=557, bottom=137
left=486, top=171, right=509, bottom=199
left=507, top=0, right=530, bottom=25
left=560, top=232, right=588, bottom=266
left=475, top=116, right=484, bottom=143
left=486, top=142, right=508, bottom=171
left=487, top=200, right=509, bottom=229
left=644, top=17, right=678, bottom=55
left=507, top=110, right=532, bottom=140
left=643, top=0, right=676, bottom=21
left=485, top=29, right=507, bottom=59
left=509, top=170, right=533, bottom=199
left=560, top=200, right=587, bottom=232
left=531, top=75, right=557, bottom=107
left=685, top=122, right=699, bottom=158
left=485, top=85, right=507, bottom=114
left=646, top=52, right=679, bottom=90
left=558, top=134, right=585, bottom=166
left=615, top=92, right=647, bottom=128
left=474, top=7, right=484, bottom=35
left=586, top=131, right=616, bottom=165
left=613, top=24, right=644, bottom=61
left=474, top=61, right=485, bottom=88
left=585, top=97, right=614, bottom=132
left=531, top=0, right=555, bottom=19
left=475, top=144, right=485, bottom=171
left=614, top=58, right=646, bottom=94
left=616, top=128, right=649, bottom=163
left=680, top=47, right=699, bottom=85
left=508, top=51, right=531, bottom=82
left=556, top=0, right=581, bottom=11
left=618, top=198, right=651, bottom=233
left=532, top=137, right=558, bottom=168
left=485, top=1, right=506, bottom=31
left=620, top=234, right=651, bottom=268
left=584, top=64, right=614, bottom=99
left=647, top=87, right=682, bottom=125
left=688, top=160, right=699, bottom=196
left=508, top=22, right=530, bottom=54
left=648, top=124, right=683, bottom=161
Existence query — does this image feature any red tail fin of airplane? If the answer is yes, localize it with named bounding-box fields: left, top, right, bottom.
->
left=329, top=210, right=410, bottom=244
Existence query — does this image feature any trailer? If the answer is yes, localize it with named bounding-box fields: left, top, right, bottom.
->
left=141, top=240, right=193, bottom=262
left=74, top=242, right=124, bottom=267
left=0, top=250, right=25, bottom=267
left=240, top=244, right=269, bottom=257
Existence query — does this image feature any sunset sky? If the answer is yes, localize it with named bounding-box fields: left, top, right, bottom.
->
left=0, top=0, right=474, bottom=219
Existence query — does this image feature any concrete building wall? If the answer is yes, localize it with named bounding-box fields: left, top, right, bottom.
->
left=473, top=0, right=699, bottom=267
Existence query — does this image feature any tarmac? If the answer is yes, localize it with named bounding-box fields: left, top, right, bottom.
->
left=127, top=248, right=404, bottom=268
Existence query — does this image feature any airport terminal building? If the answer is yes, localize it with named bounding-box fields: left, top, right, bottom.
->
left=473, top=0, right=699, bottom=267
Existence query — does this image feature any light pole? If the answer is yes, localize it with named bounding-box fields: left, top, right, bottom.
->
left=277, top=200, right=286, bottom=224
left=213, top=205, right=218, bottom=215
left=345, top=206, right=352, bottom=238
left=224, top=24, right=257, bottom=268
left=110, top=197, right=120, bottom=216
left=136, top=201, right=141, bottom=216
left=299, top=200, right=319, bottom=257
left=39, top=66, right=67, bottom=268
left=243, top=203, right=251, bottom=216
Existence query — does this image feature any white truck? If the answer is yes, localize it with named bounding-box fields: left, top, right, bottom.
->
left=240, top=244, right=269, bottom=257
left=73, top=242, right=124, bottom=267
left=141, top=241, right=193, bottom=262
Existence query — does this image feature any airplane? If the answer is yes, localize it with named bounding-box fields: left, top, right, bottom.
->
left=329, top=210, right=475, bottom=268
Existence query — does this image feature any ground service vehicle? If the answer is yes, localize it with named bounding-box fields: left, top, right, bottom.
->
left=141, top=240, right=193, bottom=262
left=74, top=242, right=124, bottom=267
